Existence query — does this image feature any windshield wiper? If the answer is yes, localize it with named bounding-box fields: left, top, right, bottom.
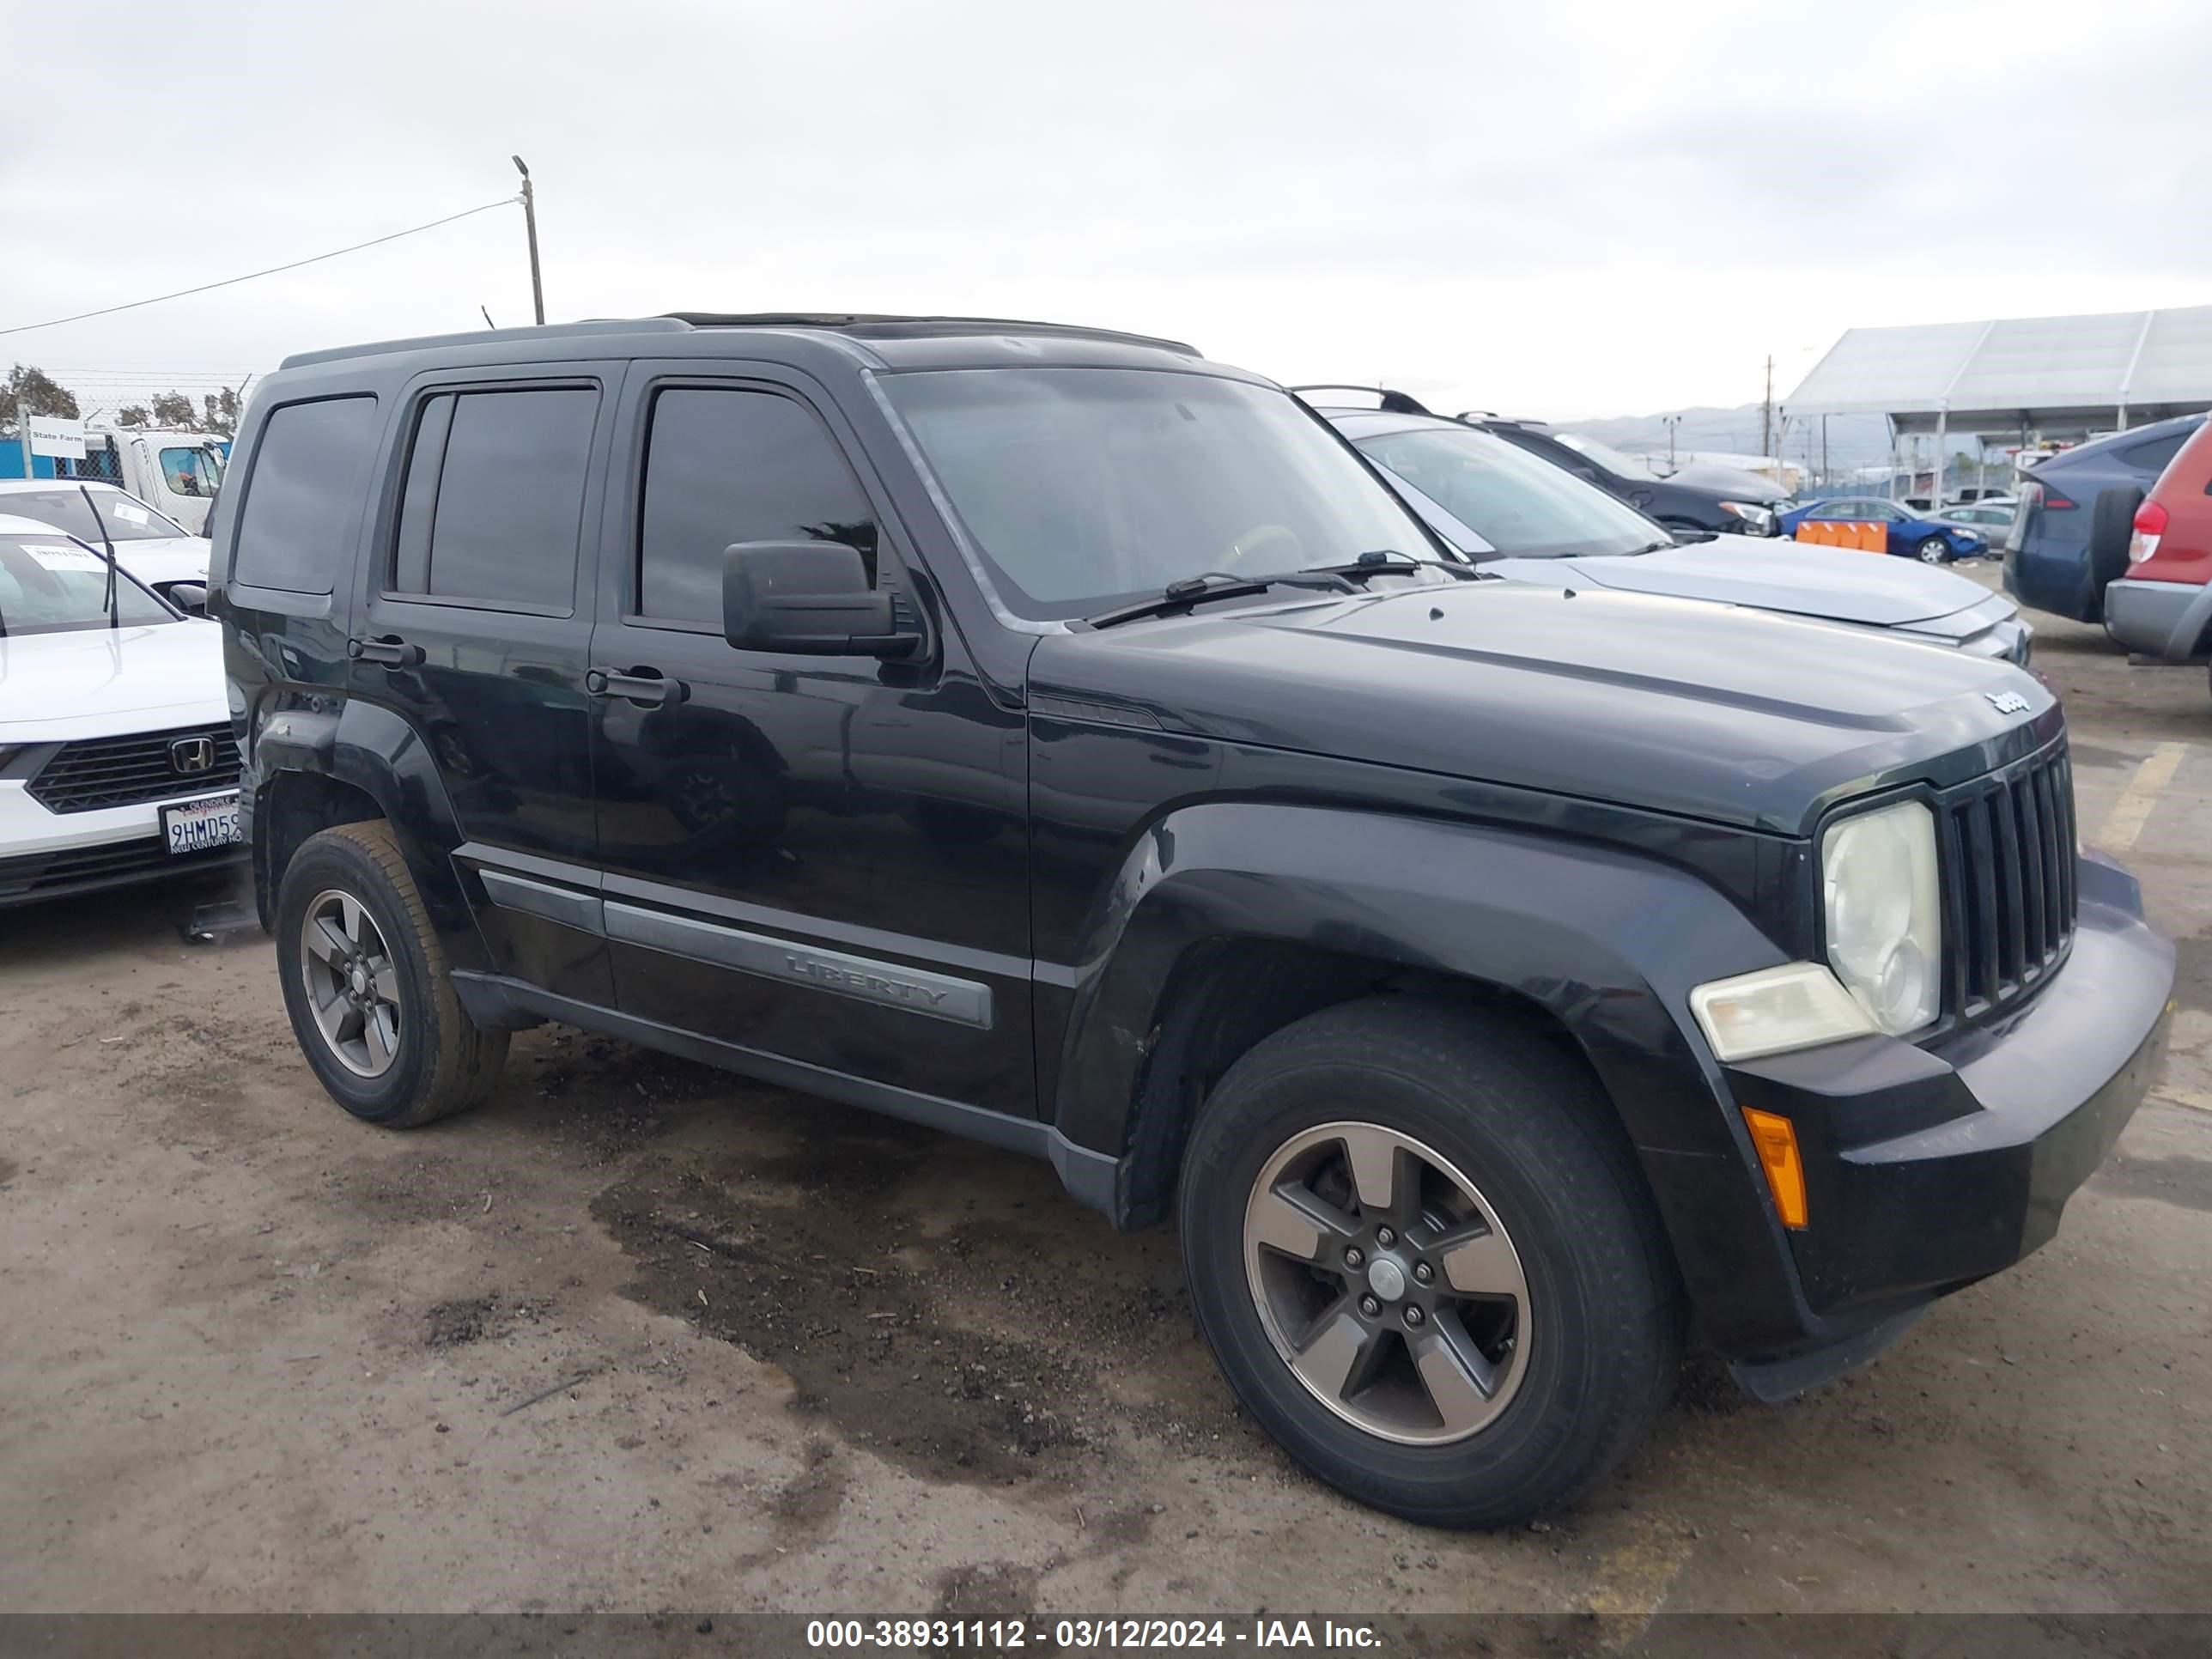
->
left=78, top=485, right=122, bottom=629
left=1083, top=550, right=1480, bottom=629
left=1083, top=568, right=1362, bottom=629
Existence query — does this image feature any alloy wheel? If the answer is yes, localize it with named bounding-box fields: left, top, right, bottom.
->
left=1243, top=1121, right=1530, bottom=1444
left=298, top=888, right=403, bottom=1079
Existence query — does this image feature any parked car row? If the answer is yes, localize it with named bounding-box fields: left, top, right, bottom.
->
left=0, top=479, right=214, bottom=608
left=165, top=313, right=2163, bottom=1536
left=1303, top=394, right=2028, bottom=661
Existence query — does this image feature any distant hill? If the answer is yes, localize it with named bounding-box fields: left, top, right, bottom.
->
left=1559, top=404, right=1897, bottom=478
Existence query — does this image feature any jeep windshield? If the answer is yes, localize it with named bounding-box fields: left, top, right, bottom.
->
left=0, top=532, right=173, bottom=635
left=880, top=368, right=1448, bottom=623
left=1356, top=426, right=1672, bottom=559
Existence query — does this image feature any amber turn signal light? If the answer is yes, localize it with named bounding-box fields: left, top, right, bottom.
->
left=1741, top=1108, right=1808, bottom=1230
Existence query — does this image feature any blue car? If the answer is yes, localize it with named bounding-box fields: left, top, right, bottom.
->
left=2003, top=412, right=2206, bottom=623
left=1777, top=496, right=1986, bottom=563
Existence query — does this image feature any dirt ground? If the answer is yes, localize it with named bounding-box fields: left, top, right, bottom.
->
left=3, top=568, right=2209, bottom=1620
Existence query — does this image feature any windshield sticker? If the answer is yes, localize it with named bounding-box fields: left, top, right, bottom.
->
left=108, top=500, right=151, bottom=525
left=20, top=541, right=106, bottom=572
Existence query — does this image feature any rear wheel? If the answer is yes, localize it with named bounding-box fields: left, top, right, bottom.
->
left=1179, top=997, right=1682, bottom=1528
left=276, top=821, right=508, bottom=1127
left=2090, top=485, right=2145, bottom=603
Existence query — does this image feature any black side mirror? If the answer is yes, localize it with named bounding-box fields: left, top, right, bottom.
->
left=722, top=541, right=919, bottom=657
left=166, top=581, right=209, bottom=617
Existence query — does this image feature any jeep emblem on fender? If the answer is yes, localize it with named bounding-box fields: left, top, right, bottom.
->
left=1984, top=690, right=2032, bottom=715
left=168, top=736, right=217, bottom=773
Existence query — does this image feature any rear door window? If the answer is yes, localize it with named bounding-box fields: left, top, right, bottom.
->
left=389, top=386, right=598, bottom=611
left=232, top=395, right=380, bottom=593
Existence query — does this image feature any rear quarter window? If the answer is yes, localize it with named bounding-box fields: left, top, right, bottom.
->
left=2123, top=431, right=2189, bottom=475
left=232, top=395, right=381, bottom=594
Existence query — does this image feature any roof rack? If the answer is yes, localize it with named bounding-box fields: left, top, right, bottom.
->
left=659, top=313, right=1200, bottom=355
left=1287, top=384, right=1443, bottom=416
left=279, top=318, right=686, bottom=369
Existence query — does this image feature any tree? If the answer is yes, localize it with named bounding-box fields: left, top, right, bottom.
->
left=117, top=405, right=152, bottom=428
left=1, top=363, right=82, bottom=426
left=149, top=390, right=196, bottom=428
left=199, top=386, right=241, bottom=438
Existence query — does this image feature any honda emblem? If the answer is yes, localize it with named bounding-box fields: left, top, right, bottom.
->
left=169, top=736, right=217, bottom=774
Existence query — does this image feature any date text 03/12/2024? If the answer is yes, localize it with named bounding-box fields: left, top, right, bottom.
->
left=804, top=1619, right=1384, bottom=1649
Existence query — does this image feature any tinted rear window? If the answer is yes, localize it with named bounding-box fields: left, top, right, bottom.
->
left=233, top=396, right=380, bottom=593
left=390, top=386, right=597, bottom=611
left=2125, top=432, right=2189, bottom=474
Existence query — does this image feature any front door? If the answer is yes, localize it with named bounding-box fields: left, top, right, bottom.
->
left=348, top=368, right=618, bottom=1002
left=587, top=365, right=1034, bottom=1116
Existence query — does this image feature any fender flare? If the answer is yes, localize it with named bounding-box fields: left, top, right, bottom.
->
left=1047, top=803, right=1800, bottom=1327
left=247, top=698, right=488, bottom=969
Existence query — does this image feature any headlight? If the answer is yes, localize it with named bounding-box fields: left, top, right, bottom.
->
left=1823, top=800, right=1942, bottom=1036
left=1718, top=501, right=1776, bottom=534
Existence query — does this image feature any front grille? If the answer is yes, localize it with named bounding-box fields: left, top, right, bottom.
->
left=0, top=836, right=240, bottom=903
left=1940, top=742, right=2077, bottom=1021
left=27, top=724, right=240, bottom=813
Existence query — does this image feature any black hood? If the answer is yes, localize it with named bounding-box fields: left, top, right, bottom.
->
left=1030, top=579, right=2059, bottom=836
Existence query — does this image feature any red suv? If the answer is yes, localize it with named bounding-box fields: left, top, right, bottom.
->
left=2104, top=416, right=2212, bottom=674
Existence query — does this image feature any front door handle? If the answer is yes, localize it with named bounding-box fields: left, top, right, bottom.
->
left=586, top=666, right=688, bottom=707
left=349, top=635, right=424, bottom=667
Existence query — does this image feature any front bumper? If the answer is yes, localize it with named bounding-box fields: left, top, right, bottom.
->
left=0, top=777, right=244, bottom=908
left=2104, top=575, right=2212, bottom=661
left=1716, top=851, right=2172, bottom=1370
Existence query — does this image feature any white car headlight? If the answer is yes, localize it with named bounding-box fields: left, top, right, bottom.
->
left=1823, top=800, right=1942, bottom=1036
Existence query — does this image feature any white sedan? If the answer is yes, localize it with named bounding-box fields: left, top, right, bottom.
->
left=0, top=479, right=213, bottom=610
left=0, top=514, right=239, bottom=909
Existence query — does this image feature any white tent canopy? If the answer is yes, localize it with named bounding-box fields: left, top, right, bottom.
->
left=1785, top=304, right=2212, bottom=438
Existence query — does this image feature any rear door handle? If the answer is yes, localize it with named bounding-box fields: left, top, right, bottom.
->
left=349, top=635, right=424, bottom=667
left=586, top=667, right=688, bottom=707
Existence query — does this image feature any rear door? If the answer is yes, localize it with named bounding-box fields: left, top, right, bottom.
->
left=348, top=367, right=620, bottom=1002
left=585, top=362, right=1035, bottom=1117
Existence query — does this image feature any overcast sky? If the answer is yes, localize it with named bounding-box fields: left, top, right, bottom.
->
left=3, top=0, right=2207, bottom=422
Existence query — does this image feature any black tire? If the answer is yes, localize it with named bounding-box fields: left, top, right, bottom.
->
left=275, top=820, right=508, bottom=1127
left=2089, top=485, right=2144, bottom=594
left=1179, top=996, right=1681, bottom=1528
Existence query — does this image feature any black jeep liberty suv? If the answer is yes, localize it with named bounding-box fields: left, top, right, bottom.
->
left=210, top=313, right=2173, bottom=1528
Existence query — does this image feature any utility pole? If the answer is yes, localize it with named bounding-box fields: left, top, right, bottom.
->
left=1663, top=413, right=1681, bottom=470
left=1820, top=414, right=1829, bottom=487
left=1759, top=355, right=1774, bottom=459
left=513, top=155, right=545, bottom=325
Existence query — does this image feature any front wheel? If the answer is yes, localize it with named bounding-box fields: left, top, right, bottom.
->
left=1179, top=998, right=1682, bottom=1528
left=1918, top=535, right=1951, bottom=563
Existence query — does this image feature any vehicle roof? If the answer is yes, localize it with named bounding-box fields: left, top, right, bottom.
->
left=0, top=478, right=124, bottom=492
left=2035, top=410, right=2209, bottom=469
left=275, top=313, right=1211, bottom=377
left=1321, top=408, right=1486, bottom=441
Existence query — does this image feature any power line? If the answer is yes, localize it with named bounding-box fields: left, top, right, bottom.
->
left=0, top=197, right=519, bottom=340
